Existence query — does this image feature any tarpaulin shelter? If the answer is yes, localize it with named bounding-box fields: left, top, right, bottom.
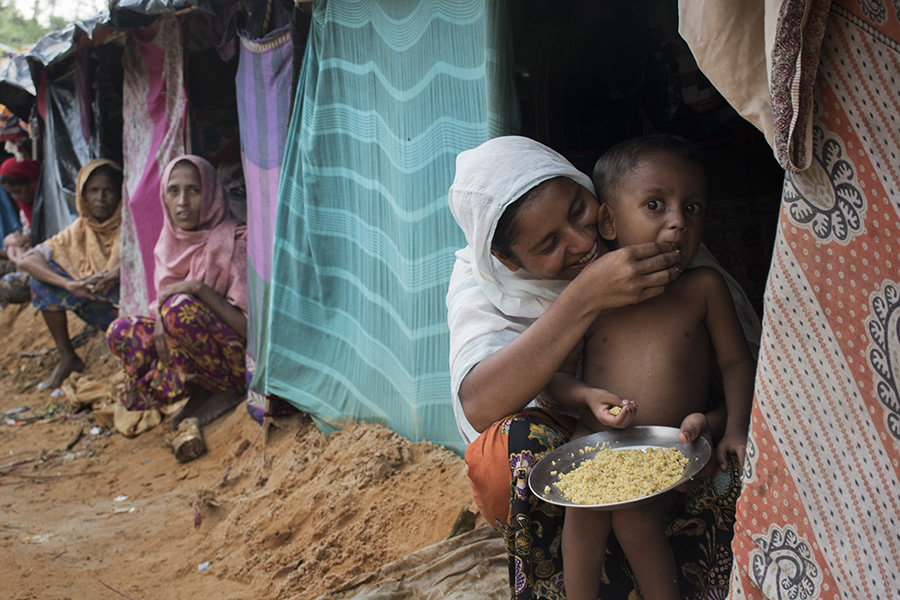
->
left=0, top=54, right=35, bottom=122
left=0, top=0, right=301, bottom=426
left=0, top=0, right=293, bottom=310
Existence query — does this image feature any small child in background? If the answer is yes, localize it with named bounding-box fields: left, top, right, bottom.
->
left=547, top=135, right=755, bottom=600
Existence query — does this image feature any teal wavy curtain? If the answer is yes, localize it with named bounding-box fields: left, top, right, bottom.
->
left=258, top=0, right=518, bottom=454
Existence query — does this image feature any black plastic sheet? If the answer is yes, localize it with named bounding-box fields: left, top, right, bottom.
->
left=31, top=61, right=88, bottom=243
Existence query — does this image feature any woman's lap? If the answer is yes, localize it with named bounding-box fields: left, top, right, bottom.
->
left=465, top=409, right=740, bottom=599
left=161, top=293, right=247, bottom=394
left=30, top=261, right=119, bottom=329
left=107, top=294, right=247, bottom=411
left=107, top=314, right=188, bottom=410
left=467, top=409, right=571, bottom=599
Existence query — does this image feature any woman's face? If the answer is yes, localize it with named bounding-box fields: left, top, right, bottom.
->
left=492, top=177, right=606, bottom=281
left=83, top=173, right=122, bottom=222
left=165, top=161, right=203, bottom=231
left=2, top=181, right=35, bottom=207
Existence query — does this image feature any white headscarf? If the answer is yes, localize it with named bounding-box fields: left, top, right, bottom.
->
left=448, top=137, right=595, bottom=318
left=446, top=136, right=761, bottom=444
left=446, top=136, right=593, bottom=443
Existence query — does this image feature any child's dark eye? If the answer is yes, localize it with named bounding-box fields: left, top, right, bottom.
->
left=646, top=199, right=660, bottom=210
left=685, top=203, right=702, bottom=214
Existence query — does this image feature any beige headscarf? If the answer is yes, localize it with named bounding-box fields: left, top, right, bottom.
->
left=45, top=159, right=123, bottom=279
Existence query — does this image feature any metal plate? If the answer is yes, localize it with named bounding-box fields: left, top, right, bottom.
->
left=528, top=426, right=712, bottom=511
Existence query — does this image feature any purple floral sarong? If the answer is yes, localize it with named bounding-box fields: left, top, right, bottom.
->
left=106, top=293, right=247, bottom=411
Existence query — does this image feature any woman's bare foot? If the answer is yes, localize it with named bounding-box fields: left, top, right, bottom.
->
left=172, top=388, right=244, bottom=430
left=37, top=354, right=85, bottom=390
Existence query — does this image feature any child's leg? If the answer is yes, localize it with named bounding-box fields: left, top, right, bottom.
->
left=611, top=492, right=680, bottom=600
left=562, top=506, right=611, bottom=600
left=562, top=420, right=612, bottom=600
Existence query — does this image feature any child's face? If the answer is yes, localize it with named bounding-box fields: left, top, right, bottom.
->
left=492, top=177, right=608, bottom=281
left=601, top=152, right=707, bottom=269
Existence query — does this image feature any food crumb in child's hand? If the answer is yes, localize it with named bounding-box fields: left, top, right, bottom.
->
left=610, top=406, right=622, bottom=415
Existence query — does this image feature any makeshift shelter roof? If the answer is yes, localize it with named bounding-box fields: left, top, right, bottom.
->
left=0, top=0, right=231, bottom=120
left=0, top=54, right=35, bottom=120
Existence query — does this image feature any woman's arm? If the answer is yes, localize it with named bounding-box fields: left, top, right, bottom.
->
left=17, top=252, right=95, bottom=298
left=459, top=242, right=681, bottom=433
left=158, top=280, right=247, bottom=339
left=82, top=267, right=120, bottom=295
left=4, top=231, right=29, bottom=266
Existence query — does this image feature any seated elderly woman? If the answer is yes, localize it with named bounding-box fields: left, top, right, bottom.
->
left=0, top=157, right=40, bottom=307
left=107, top=155, right=248, bottom=430
left=16, top=159, right=123, bottom=390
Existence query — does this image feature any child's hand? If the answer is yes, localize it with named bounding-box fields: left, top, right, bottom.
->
left=584, top=389, right=636, bottom=429
left=715, top=430, right=748, bottom=472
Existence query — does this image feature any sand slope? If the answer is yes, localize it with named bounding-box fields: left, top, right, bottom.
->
left=0, top=303, right=485, bottom=599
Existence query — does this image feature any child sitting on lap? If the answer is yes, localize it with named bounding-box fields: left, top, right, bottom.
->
left=547, top=135, right=755, bottom=600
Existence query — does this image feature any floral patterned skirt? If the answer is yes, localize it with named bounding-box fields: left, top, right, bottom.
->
left=465, top=409, right=740, bottom=599
left=106, top=293, right=247, bottom=411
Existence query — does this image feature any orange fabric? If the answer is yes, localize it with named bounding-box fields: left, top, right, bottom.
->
left=464, top=410, right=575, bottom=526
left=464, top=420, right=513, bottom=526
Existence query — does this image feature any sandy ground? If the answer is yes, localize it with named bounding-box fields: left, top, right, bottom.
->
left=0, top=303, right=481, bottom=599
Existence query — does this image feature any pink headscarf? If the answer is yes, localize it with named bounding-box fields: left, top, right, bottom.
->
left=152, top=155, right=248, bottom=316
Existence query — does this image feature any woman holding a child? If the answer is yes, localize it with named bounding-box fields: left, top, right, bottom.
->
left=447, top=136, right=758, bottom=599
left=106, top=155, right=248, bottom=430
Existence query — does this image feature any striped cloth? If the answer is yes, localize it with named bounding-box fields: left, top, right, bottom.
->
left=682, top=0, right=900, bottom=597
left=260, top=0, right=519, bottom=453
left=234, top=26, right=294, bottom=422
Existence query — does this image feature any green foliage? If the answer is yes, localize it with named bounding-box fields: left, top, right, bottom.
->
left=0, top=1, right=57, bottom=50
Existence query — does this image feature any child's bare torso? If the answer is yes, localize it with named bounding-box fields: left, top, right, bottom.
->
left=582, top=268, right=717, bottom=428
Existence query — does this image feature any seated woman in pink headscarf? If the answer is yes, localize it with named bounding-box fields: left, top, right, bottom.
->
left=107, top=155, right=248, bottom=429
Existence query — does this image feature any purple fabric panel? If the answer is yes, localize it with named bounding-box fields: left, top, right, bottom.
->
left=236, top=30, right=293, bottom=282
left=243, top=165, right=279, bottom=279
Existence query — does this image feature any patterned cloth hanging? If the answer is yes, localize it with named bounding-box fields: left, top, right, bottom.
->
left=118, top=14, right=187, bottom=316
left=680, top=1, right=900, bottom=597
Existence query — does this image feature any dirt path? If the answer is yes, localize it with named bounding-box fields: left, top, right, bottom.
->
left=0, top=304, right=479, bottom=599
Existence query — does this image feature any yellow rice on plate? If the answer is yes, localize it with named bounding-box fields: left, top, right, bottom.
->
left=553, top=444, right=689, bottom=505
